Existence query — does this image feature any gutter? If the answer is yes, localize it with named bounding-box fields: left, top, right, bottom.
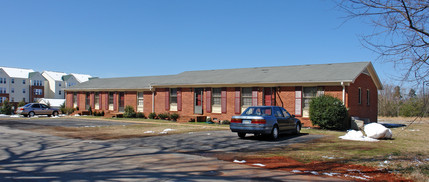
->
left=150, top=84, right=155, bottom=113
left=341, top=82, right=346, bottom=105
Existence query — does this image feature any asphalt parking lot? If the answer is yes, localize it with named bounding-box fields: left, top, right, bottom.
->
left=0, top=117, right=341, bottom=181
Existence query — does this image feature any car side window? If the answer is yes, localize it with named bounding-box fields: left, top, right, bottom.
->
left=31, top=104, right=40, bottom=108
left=281, top=108, right=291, bottom=117
left=273, top=107, right=284, bottom=118
left=40, top=104, right=48, bottom=108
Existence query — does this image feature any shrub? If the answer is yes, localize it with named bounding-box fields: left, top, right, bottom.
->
left=309, top=95, right=348, bottom=130
left=170, top=113, right=179, bottom=121
left=136, top=112, right=145, bottom=118
left=101, top=110, right=105, bottom=116
left=148, top=112, right=157, bottom=119
left=157, top=113, right=170, bottom=120
left=88, top=106, right=92, bottom=115
left=76, top=106, right=79, bottom=111
left=64, top=107, right=75, bottom=115
left=1, top=99, right=13, bottom=115
left=93, top=111, right=99, bottom=116
left=221, top=120, right=230, bottom=125
left=59, top=101, right=66, bottom=114
left=123, top=105, right=136, bottom=118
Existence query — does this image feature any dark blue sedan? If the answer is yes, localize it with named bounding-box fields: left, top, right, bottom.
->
left=230, top=106, right=301, bottom=140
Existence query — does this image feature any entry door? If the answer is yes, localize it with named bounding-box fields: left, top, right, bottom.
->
left=85, top=93, right=90, bottom=110
left=264, top=88, right=272, bottom=106
left=118, top=92, right=125, bottom=112
left=194, top=88, right=203, bottom=114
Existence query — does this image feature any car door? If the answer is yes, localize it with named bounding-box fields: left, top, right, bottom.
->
left=273, top=107, right=287, bottom=131
left=31, top=104, right=41, bottom=115
left=282, top=108, right=295, bottom=130
left=40, top=104, right=50, bottom=115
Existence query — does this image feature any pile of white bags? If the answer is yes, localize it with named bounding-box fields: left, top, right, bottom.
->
left=364, top=123, right=392, bottom=139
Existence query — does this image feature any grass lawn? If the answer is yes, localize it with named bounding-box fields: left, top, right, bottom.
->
left=247, top=117, right=429, bottom=181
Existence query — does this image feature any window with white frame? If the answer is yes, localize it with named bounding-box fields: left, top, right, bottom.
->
left=59, top=82, right=61, bottom=87
left=0, top=97, right=4, bottom=103
left=137, top=92, right=144, bottom=112
left=0, top=78, right=3, bottom=84
left=170, top=88, right=177, bottom=111
left=11, top=97, right=14, bottom=102
left=95, top=92, right=100, bottom=110
left=212, top=88, right=221, bottom=113
left=22, top=89, right=26, bottom=94
left=34, top=89, right=42, bottom=95
left=22, top=80, right=25, bottom=84
left=59, top=90, right=62, bottom=95
left=108, top=92, right=114, bottom=110
left=11, top=78, right=14, bottom=84
left=241, top=88, right=252, bottom=113
left=302, top=87, right=318, bottom=117
left=73, top=93, right=78, bottom=108
left=11, top=88, right=14, bottom=93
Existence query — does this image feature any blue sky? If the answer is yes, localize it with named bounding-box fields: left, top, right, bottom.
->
left=0, top=0, right=400, bottom=85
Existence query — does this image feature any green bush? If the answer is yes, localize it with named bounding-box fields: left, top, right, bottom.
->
left=123, top=105, right=136, bottom=118
left=64, top=107, right=75, bottom=115
left=59, top=101, right=66, bottom=114
left=136, top=112, right=145, bottom=118
left=88, top=106, right=92, bottom=115
left=157, top=113, right=170, bottom=120
left=170, top=113, right=179, bottom=121
left=309, top=95, right=348, bottom=130
left=148, top=112, right=157, bottom=119
left=18, top=100, right=26, bottom=107
left=221, top=120, right=230, bottom=125
left=399, top=98, right=424, bottom=117
left=1, top=99, right=13, bottom=115
left=93, top=111, right=99, bottom=116
left=101, top=110, right=105, bottom=116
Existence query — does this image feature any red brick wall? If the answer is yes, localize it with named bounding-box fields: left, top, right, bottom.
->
left=78, top=92, right=85, bottom=110
left=66, top=92, right=73, bottom=108
left=347, top=73, right=378, bottom=122
left=124, top=91, right=137, bottom=111
left=143, top=91, right=152, bottom=115
left=154, top=88, right=167, bottom=114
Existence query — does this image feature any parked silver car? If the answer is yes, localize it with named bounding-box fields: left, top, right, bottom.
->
left=230, top=106, right=301, bottom=140
left=16, top=103, right=59, bottom=117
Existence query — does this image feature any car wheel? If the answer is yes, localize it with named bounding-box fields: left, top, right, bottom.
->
left=28, top=112, right=35, bottom=117
left=271, top=126, right=279, bottom=140
left=52, top=111, right=58, bottom=117
left=237, top=132, right=246, bottom=138
left=295, top=123, right=301, bottom=134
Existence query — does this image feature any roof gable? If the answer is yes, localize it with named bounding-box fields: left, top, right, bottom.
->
left=42, top=71, right=67, bottom=81
left=0, top=67, right=34, bottom=78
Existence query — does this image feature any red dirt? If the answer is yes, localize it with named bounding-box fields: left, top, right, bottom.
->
left=220, top=156, right=412, bottom=182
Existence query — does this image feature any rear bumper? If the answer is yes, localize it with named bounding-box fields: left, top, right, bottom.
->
left=230, top=124, right=273, bottom=134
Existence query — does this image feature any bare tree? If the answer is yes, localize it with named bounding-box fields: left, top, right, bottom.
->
left=338, top=0, right=428, bottom=84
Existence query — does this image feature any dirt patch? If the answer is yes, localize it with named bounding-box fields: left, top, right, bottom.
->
left=216, top=155, right=412, bottom=182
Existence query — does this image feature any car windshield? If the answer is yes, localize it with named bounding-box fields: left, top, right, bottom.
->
left=242, top=107, right=272, bottom=116
left=23, top=104, right=32, bottom=107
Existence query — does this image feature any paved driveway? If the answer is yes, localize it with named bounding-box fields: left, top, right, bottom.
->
left=0, top=118, right=342, bottom=181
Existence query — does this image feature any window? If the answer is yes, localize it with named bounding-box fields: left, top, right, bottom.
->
left=0, top=97, right=3, bottom=103
left=212, top=88, right=222, bottom=113
left=0, top=78, right=3, bottom=84
left=22, top=89, right=26, bottom=94
left=170, top=88, right=177, bottom=111
left=59, top=82, right=62, bottom=87
left=11, top=97, right=14, bottom=102
left=137, top=92, right=143, bottom=112
left=11, top=79, right=14, bottom=84
left=11, top=88, right=14, bottom=93
left=73, top=93, right=78, bottom=108
left=108, top=92, right=114, bottom=110
left=95, top=92, right=100, bottom=110
left=358, top=88, right=362, bottom=104
left=367, top=89, right=370, bottom=106
left=303, top=87, right=318, bottom=117
left=59, top=90, right=62, bottom=95
left=273, top=107, right=284, bottom=118
left=34, top=89, right=42, bottom=95
left=241, top=88, right=252, bottom=113
left=23, top=80, right=25, bottom=84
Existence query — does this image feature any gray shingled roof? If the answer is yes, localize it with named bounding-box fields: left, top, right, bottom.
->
left=66, top=62, right=382, bottom=91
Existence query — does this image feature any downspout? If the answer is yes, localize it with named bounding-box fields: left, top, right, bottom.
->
left=341, top=82, right=345, bottom=105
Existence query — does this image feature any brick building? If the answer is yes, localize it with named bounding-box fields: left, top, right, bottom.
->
left=65, top=62, right=382, bottom=126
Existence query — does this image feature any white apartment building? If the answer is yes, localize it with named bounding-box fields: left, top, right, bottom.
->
left=42, top=71, right=67, bottom=99
left=0, top=67, right=35, bottom=103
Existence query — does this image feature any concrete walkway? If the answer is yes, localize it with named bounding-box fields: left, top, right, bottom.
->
left=0, top=126, right=343, bottom=181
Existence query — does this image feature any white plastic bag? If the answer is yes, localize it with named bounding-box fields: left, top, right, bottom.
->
left=364, top=123, right=392, bottom=139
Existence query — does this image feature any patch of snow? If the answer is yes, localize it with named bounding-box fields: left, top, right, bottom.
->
left=364, top=123, right=392, bottom=139
left=159, top=131, right=168, bottom=134
left=144, top=131, right=155, bottom=134
left=10, top=115, right=21, bottom=118
left=322, top=156, right=335, bottom=159
left=339, top=130, right=379, bottom=142
left=409, top=129, right=420, bottom=131
left=425, top=158, right=429, bottom=161
left=252, top=163, right=266, bottom=167
left=0, top=114, right=7, bottom=117
left=347, top=169, right=360, bottom=172
left=384, top=160, right=390, bottom=164
left=233, top=160, right=246, bottom=163
left=207, top=133, right=211, bottom=135
left=84, top=126, right=95, bottom=128
left=162, top=128, right=174, bottom=132
left=323, top=172, right=340, bottom=176
left=310, top=171, right=319, bottom=175
left=291, top=170, right=302, bottom=173
left=74, top=114, right=81, bottom=117
left=344, top=174, right=368, bottom=181
left=188, top=132, right=194, bottom=134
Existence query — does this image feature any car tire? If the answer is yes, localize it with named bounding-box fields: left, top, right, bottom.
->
left=28, top=112, right=35, bottom=117
left=52, top=111, right=58, bottom=117
left=238, top=132, right=246, bottom=138
left=23, top=114, right=28, bottom=117
left=271, top=126, right=279, bottom=140
left=295, top=123, right=301, bottom=135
